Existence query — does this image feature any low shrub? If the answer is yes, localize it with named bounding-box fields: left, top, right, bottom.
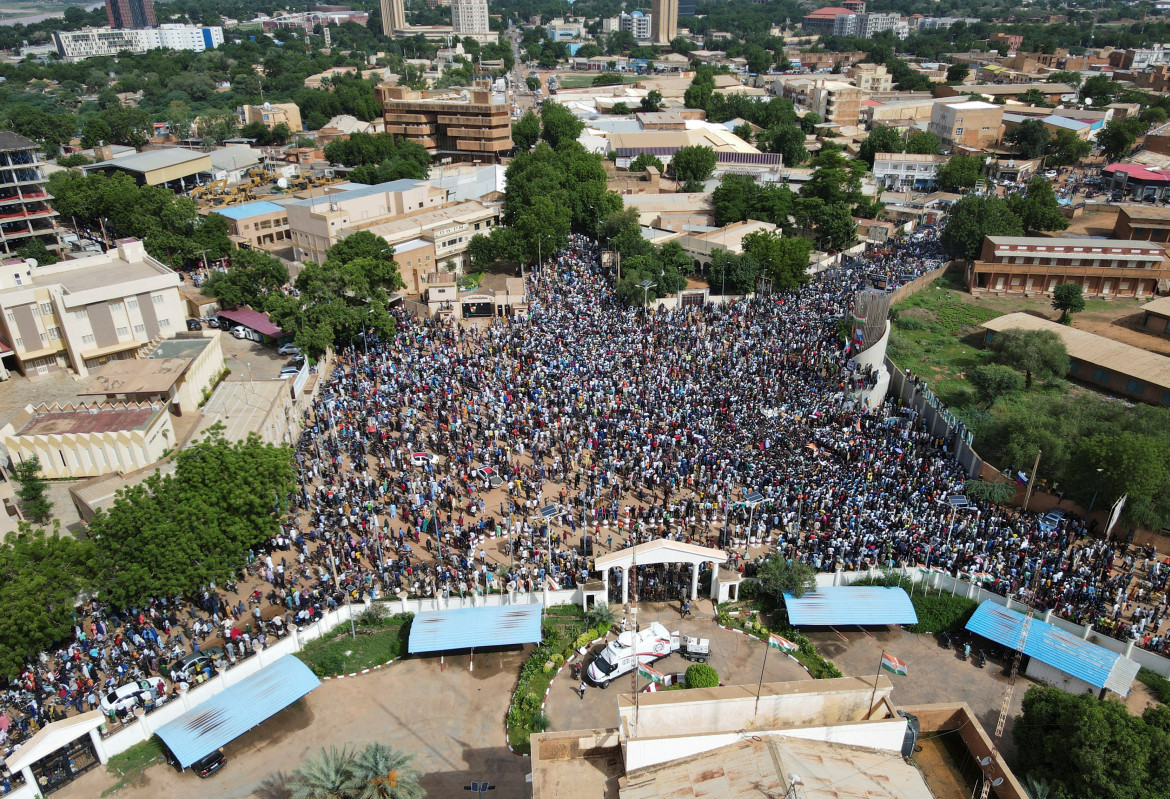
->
left=685, top=663, right=719, bottom=689
left=1139, top=668, right=1170, bottom=705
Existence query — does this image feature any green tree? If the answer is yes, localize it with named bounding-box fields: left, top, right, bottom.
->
left=858, top=124, right=902, bottom=167
left=1047, top=71, right=1083, bottom=88
left=289, top=745, right=353, bottom=799
left=0, top=523, right=96, bottom=678
left=712, top=173, right=759, bottom=227
left=525, top=76, right=540, bottom=92
left=707, top=248, right=759, bottom=295
left=12, top=455, right=53, bottom=524
left=743, top=229, right=811, bottom=291
left=629, top=153, right=664, bottom=173
left=15, top=237, right=61, bottom=267
left=1009, top=177, right=1068, bottom=233
left=905, top=131, right=941, bottom=155
left=512, top=109, right=540, bottom=151
left=343, top=743, right=425, bottom=799
left=669, top=145, right=717, bottom=183
left=684, top=663, right=719, bottom=689
left=1017, top=88, right=1051, bottom=107
left=592, top=72, right=624, bottom=86
left=324, top=230, right=396, bottom=266
left=940, top=195, right=1024, bottom=260
left=945, top=63, right=969, bottom=83
left=968, top=363, right=1026, bottom=406
left=640, top=89, right=663, bottom=112
left=804, top=200, right=856, bottom=251
left=204, top=248, right=290, bottom=311
left=1051, top=282, right=1085, bottom=325
left=758, top=555, right=816, bottom=602
left=1079, top=74, right=1120, bottom=106
left=991, top=328, right=1069, bottom=388
left=759, top=124, right=808, bottom=166
left=80, top=116, right=113, bottom=149
left=1005, top=119, right=1051, bottom=159
left=936, top=155, right=983, bottom=191
left=1098, top=118, right=1141, bottom=160
left=611, top=102, right=631, bottom=115
left=1046, top=129, right=1092, bottom=167
left=539, top=101, right=584, bottom=149
left=195, top=109, right=238, bottom=147
left=733, top=122, right=753, bottom=143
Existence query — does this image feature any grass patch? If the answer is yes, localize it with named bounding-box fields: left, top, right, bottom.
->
left=1139, top=668, right=1170, bottom=704
left=295, top=609, right=413, bottom=677
left=103, top=737, right=165, bottom=796
left=852, top=574, right=978, bottom=633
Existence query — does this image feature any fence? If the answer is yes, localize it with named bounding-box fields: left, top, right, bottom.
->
left=884, top=357, right=982, bottom=477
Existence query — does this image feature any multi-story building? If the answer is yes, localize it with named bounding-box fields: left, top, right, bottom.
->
left=380, top=0, right=407, bottom=35
left=376, top=84, right=512, bottom=159
left=106, top=0, right=155, bottom=29
left=214, top=200, right=292, bottom=250
left=801, top=7, right=906, bottom=38
left=967, top=236, right=1170, bottom=299
left=451, top=0, right=492, bottom=42
left=53, top=25, right=223, bottom=61
left=0, top=132, right=64, bottom=260
left=848, top=63, right=892, bottom=93
left=617, top=11, right=652, bottom=42
left=990, top=32, right=1023, bottom=55
left=237, top=102, right=303, bottom=132
left=651, top=0, right=677, bottom=44
left=872, top=152, right=947, bottom=190
left=0, top=238, right=185, bottom=378
left=928, top=100, right=1002, bottom=150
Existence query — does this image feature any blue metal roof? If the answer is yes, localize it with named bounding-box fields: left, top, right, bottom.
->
left=213, top=200, right=286, bottom=220
left=965, top=601, right=1139, bottom=694
left=156, top=655, right=320, bottom=768
left=408, top=603, right=543, bottom=654
left=783, top=586, right=918, bottom=626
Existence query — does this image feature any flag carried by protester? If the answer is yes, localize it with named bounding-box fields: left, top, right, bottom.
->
left=638, top=662, right=665, bottom=685
left=880, top=651, right=908, bottom=676
left=768, top=634, right=798, bottom=653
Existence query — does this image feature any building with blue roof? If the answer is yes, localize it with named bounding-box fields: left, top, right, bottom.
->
left=783, top=586, right=919, bottom=627
left=965, top=601, right=1140, bottom=698
left=408, top=603, right=543, bottom=654
left=212, top=200, right=291, bottom=249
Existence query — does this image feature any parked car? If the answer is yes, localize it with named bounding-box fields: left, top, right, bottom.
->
left=1038, top=509, right=1065, bottom=533
left=411, top=452, right=438, bottom=467
left=170, top=647, right=226, bottom=682
left=280, top=364, right=302, bottom=378
left=1044, top=169, right=1058, bottom=179
left=165, top=747, right=226, bottom=778
left=277, top=343, right=301, bottom=355
left=206, top=317, right=220, bottom=329
left=100, top=677, right=168, bottom=714
left=186, top=319, right=202, bottom=331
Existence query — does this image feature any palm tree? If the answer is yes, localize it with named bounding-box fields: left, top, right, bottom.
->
left=344, top=743, right=425, bottom=799
left=586, top=602, right=615, bottom=633
left=1023, top=773, right=1051, bottom=799
left=288, top=746, right=355, bottom=799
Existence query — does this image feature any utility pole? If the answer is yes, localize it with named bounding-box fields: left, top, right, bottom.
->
left=1021, top=449, right=1042, bottom=513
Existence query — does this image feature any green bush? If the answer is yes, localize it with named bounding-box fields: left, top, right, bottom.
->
left=895, top=316, right=928, bottom=331
left=685, top=663, right=720, bottom=689
left=1139, top=668, right=1170, bottom=704
left=311, top=651, right=345, bottom=677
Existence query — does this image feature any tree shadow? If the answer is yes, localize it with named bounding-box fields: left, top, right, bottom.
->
left=254, top=771, right=292, bottom=799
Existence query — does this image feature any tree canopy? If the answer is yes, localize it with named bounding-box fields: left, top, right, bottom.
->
left=940, top=195, right=1025, bottom=260
left=757, top=555, right=817, bottom=603
left=1008, top=177, right=1069, bottom=233
left=1052, top=282, right=1085, bottom=325
left=991, top=328, right=1068, bottom=388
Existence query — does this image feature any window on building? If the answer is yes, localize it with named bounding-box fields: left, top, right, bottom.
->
left=12, top=274, right=22, bottom=287
left=151, top=294, right=164, bottom=305
left=116, top=326, right=129, bottom=337
left=1068, top=359, right=1078, bottom=373
left=127, top=298, right=138, bottom=310
left=72, top=308, right=88, bottom=321
left=47, top=326, right=60, bottom=340
left=133, top=323, right=145, bottom=334
left=39, top=302, right=51, bottom=316
left=159, top=318, right=170, bottom=329
left=1093, top=368, right=1109, bottom=383
left=1163, top=391, right=1170, bottom=406
left=82, top=334, right=95, bottom=344
left=1127, top=379, right=1145, bottom=394
left=14, top=337, right=22, bottom=349
left=31, top=305, right=39, bottom=317
left=4, top=311, right=13, bottom=324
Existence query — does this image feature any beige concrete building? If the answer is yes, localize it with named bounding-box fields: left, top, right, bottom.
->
left=0, top=239, right=185, bottom=379
left=380, top=0, right=406, bottom=35
left=362, top=199, right=499, bottom=273
left=0, top=463, right=23, bottom=536
left=968, top=236, right=1170, bottom=298
left=848, top=63, right=893, bottom=92
left=213, top=200, right=292, bottom=250
left=83, top=147, right=212, bottom=190
left=237, top=101, right=303, bottom=132
left=651, top=0, right=678, bottom=44
left=191, top=378, right=300, bottom=446
left=376, top=85, right=512, bottom=159
left=779, top=78, right=864, bottom=126
left=78, top=334, right=224, bottom=415
left=928, top=100, right=1002, bottom=150
left=1, top=401, right=175, bottom=479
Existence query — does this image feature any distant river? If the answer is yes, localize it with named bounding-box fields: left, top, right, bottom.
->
left=0, top=1, right=103, bottom=27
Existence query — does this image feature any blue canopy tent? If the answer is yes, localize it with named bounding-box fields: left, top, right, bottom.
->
left=408, top=604, right=543, bottom=654
left=783, top=586, right=918, bottom=627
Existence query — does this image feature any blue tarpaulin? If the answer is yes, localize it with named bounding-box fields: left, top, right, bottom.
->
left=156, top=655, right=320, bottom=768
left=408, top=604, right=544, bottom=654
left=784, top=586, right=918, bottom=626
left=965, top=601, right=1139, bottom=694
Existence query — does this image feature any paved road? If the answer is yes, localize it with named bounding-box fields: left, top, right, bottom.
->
left=56, top=651, right=531, bottom=799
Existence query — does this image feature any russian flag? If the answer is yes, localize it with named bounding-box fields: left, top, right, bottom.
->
left=1016, top=471, right=1028, bottom=486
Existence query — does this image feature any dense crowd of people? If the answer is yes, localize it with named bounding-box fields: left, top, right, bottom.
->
left=3, top=224, right=1168, bottom=771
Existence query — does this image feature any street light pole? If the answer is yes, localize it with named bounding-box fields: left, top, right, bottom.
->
left=1088, top=467, right=1105, bottom=515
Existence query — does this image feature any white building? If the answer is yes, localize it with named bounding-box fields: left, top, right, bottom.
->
left=450, top=0, right=493, bottom=42
left=872, top=152, right=948, bottom=190
left=617, top=11, right=653, bottom=42
left=52, top=24, right=224, bottom=61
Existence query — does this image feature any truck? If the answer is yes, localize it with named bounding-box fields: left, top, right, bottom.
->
left=587, top=622, right=678, bottom=687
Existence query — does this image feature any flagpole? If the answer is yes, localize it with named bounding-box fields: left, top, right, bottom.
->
left=755, top=633, right=771, bottom=717
left=869, top=651, right=884, bottom=715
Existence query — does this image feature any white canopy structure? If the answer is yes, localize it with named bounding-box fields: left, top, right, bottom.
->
left=594, top=539, right=727, bottom=603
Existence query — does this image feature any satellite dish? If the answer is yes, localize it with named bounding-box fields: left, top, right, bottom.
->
left=979, top=756, right=992, bottom=766
left=991, top=778, right=1004, bottom=787
left=24, top=258, right=38, bottom=269
left=277, top=177, right=289, bottom=189
left=1084, top=98, right=1093, bottom=106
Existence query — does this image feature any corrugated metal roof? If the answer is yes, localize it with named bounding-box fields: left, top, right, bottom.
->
left=408, top=603, right=543, bottom=654
left=156, top=655, right=320, bottom=768
left=217, top=307, right=284, bottom=338
left=783, top=587, right=918, bottom=626
left=965, top=601, right=1139, bottom=693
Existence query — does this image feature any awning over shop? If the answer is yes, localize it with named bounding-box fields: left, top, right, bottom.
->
left=155, top=655, right=320, bottom=768
left=408, top=604, right=543, bottom=654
